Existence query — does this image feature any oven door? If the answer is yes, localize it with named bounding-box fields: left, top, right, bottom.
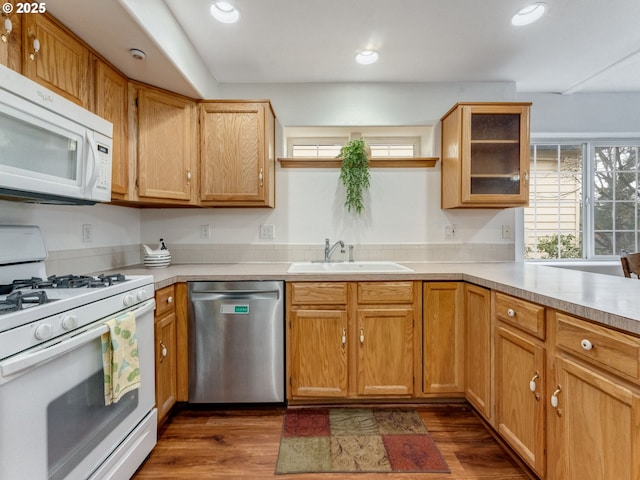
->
left=0, top=299, right=155, bottom=480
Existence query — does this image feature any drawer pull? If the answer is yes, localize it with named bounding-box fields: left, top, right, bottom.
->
left=581, top=339, right=593, bottom=350
left=529, top=372, right=539, bottom=393
left=341, top=328, right=346, bottom=347
left=507, top=308, right=516, bottom=317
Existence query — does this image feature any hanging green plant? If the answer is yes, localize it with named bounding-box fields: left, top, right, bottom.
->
left=338, top=138, right=371, bottom=214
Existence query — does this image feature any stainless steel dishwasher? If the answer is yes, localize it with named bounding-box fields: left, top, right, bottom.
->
left=187, top=281, right=284, bottom=403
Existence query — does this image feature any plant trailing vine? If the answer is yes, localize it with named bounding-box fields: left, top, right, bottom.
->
left=338, top=138, right=370, bottom=214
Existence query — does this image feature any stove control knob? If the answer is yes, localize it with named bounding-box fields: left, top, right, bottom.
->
left=62, top=315, right=78, bottom=331
left=123, top=294, right=135, bottom=307
left=35, top=323, right=53, bottom=341
left=136, top=290, right=148, bottom=302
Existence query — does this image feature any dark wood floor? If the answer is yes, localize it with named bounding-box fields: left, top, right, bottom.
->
left=133, top=403, right=533, bottom=479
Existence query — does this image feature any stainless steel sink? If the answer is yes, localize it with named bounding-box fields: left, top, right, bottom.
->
left=287, top=261, right=414, bottom=274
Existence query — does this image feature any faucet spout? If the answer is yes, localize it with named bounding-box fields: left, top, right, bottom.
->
left=324, top=238, right=345, bottom=262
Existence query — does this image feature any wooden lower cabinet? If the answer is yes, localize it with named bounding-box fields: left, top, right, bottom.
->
left=464, top=283, right=492, bottom=420
left=422, top=282, right=464, bottom=394
left=547, top=355, right=640, bottom=480
left=357, top=307, right=414, bottom=396
left=154, top=285, right=178, bottom=425
left=287, top=281, right=418, bottom=400
left=547, top=310, right=640, bottom=480
left=495, top=325, right=546, bottom=476
left=289, top=309, right=348, bottom=397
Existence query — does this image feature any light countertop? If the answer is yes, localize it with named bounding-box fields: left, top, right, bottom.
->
left=111, top=261, right=640, bottom=336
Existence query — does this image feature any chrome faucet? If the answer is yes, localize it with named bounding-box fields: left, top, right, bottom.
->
left=325, top=238, right=345, bottom=262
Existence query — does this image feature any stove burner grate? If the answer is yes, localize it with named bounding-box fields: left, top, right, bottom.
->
left=3, top=290, right=51, bottom=311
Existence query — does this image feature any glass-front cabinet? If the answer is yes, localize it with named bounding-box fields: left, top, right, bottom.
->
left=441, top=102, right=531, bottom=208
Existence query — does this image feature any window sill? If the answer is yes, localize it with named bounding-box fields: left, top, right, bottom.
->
left=277, top=157, right=439, bottom=168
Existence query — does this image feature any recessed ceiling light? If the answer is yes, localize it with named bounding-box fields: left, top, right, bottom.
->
left=210, top=2, right=240, bottom=24
left=355, top=50, right=379, bottom=65
left=511, top=3, right=547, bottom=26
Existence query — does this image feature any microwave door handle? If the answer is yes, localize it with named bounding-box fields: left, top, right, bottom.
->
left=0, top=299, right=155, bottom=382
left=86, top=130, right=100, bottom=189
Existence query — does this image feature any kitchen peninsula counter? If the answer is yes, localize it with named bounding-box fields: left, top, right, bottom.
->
left=110, top=262, right=640, bottom=336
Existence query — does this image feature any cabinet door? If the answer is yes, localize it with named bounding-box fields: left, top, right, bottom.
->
left=0, top=1, right=21, bottom=71
left=423, top=282, right=464, bottom=394
left=461, top=104, right=530, bottom=205
left=155, top=311, right=177, bottom=425
left=22, top=14, right=90, bottom=108
left=464, top=284, right=492, bottom=419
left=137, top=88, right=196, bottom=202
left=357, top=308, right=413, bottom=396
left=94, top=60, right=128, bottom=197
left=290, top=309, right=348, bottom=398
left=495, top=325, right=545, bottom=476
left=199, top=102, right=275, bottom=206
left=548, top=356, right=640, bottom=480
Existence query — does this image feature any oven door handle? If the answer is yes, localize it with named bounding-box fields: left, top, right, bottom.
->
left=0, top=299, right=155, bottom=381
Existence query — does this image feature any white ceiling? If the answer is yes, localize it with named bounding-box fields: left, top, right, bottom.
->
left=48, top=0, right=640, bottom=98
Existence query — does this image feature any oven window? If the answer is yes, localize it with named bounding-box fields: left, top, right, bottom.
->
left=47, top=369, right=138, bottom=480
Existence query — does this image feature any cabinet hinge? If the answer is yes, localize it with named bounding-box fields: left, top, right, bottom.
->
left=135, top=96, right=138, bottom=108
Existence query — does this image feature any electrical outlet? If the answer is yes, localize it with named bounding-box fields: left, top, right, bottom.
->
left=443, top=224, right=457, bottom=239
left=82, top=224, right=93, bottom=243
left=200, top=224, right=210, bottom=240
left=260, top=224, right=275, bottom=240
left=502, top=224, right=513, bottom=239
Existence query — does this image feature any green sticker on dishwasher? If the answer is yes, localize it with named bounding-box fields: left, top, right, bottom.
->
left=221, top=304, right=249, bottom=314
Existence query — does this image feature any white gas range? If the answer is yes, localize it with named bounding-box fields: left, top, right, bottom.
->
left=0, top=225, right=157, bottom=480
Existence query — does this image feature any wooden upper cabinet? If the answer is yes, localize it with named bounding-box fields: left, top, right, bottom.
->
left=441, top=102, right=531, bottom=209
left=22, top=14, right=90, bottom=108
left=135, top=86, right=197, bottom=203
left=199, top=101, right=276, bottom=207
left=0, top=1, right=22, bottom=72
left=94, top=59, right=128, bottom=197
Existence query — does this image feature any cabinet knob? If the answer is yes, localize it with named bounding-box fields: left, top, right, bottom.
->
left=259, top=168, right=264, bottom=187
left=551, top=385, right=562, bottom=415
left=359, top=328, right=365, bottom=344
left=529, top=372, right=539, bottom=393
left=167, top=296, right=173, bottom=304
left=507, top=308, right=516, bottom=317
left=186, top=169, right=192, bottom=183
left=581, top=339, right=593, bottom=351
left=29, top=36, right=40, bottom=61
left=341, top=328, right=346, bottom=347
left=160, top=341, right=167, bottom=359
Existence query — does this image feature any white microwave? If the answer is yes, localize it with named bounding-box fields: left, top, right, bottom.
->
left=0, top=64, right=112, bottom=205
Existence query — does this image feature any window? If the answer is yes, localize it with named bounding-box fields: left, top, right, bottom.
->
left=525, top=141, right=640, bottom=260
left=288, top=135, right=420, bottom=158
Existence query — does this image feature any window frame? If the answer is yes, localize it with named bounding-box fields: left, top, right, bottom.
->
left=524, top=137, right=640, bottom=262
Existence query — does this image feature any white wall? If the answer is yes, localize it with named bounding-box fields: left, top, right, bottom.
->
left=0, top=200, right=141, bottom=251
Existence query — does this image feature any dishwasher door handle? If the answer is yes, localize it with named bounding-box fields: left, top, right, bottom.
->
left=192, top=289, right=281, bottom=295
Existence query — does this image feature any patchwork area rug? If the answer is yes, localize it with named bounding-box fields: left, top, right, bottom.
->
left=275, top=407, right=450, bottom=474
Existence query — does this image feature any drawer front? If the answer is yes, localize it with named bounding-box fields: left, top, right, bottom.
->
left=357, top=282, right=414, bottom=304
left=155, top=285, right=176, bottom=316
left=495, top=292, right=545, bottom=339
left=554, top=311, right=640, bottom=382
left=290, top=282, right=348, bottom=305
